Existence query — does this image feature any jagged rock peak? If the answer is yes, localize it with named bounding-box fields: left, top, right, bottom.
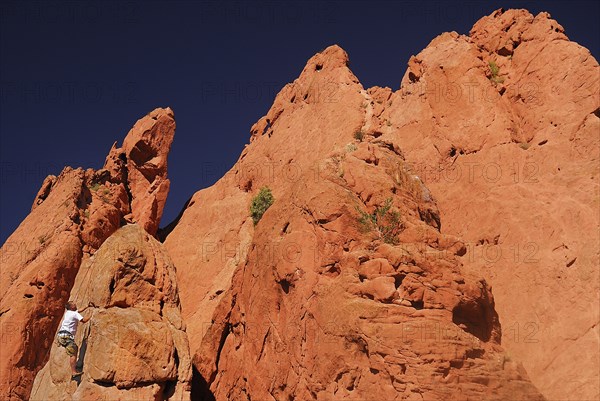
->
left=104, top=107, right=175, bottom=235
left=0, top=107, right=176, bottom=401
left=249, top=45, right=360, bottom=142
left=470, top=8, right=568, bottom=55
left=301, top=44, right=350, bottom=73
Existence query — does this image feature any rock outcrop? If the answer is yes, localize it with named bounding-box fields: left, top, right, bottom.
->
left=0, top=108, right=175, bottom=400
left=381, top=9, right=599, bottom=401
left=164, top=9, right=598, bottom=401
left=30, top=224, right=191, bottom=401
left=105, top=107, right=175, bottom=236
left=1, top=7, right=597, bottom=401
left=193, top=138, right=545, bottom=400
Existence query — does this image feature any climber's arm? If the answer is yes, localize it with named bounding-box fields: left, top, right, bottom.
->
left=79, top=302, right=96, bottom=323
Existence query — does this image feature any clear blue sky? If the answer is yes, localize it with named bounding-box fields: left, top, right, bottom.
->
left=1, top=0, right=598, bottom=244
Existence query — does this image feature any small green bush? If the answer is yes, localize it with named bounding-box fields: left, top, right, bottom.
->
left=89, top=182, right=101, bottom=192
left=250, top=187, right=274, bottom=225
left=353, top=130, right=365, bottom=142
left=488, top=61, right=505, bottom=84
left=356, top=198, right=403, bottom=244
left=489, top=61, right=500, bottom=76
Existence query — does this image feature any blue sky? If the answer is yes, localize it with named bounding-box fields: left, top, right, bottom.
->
left=1, top=0, right=598, bottom=243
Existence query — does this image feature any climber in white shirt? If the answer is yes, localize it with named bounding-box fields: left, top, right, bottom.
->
left=57, top=301, right=95, bottom=379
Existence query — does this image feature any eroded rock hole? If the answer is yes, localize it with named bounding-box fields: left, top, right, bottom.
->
left=279, top=279, right=291, bottom=294
left=411, top=300, right=424, bottom=309
left=261, top=120, right=272, bottom=136
left=450, top=359, right=464, bottom=369
left=30, top=281, right=45, bottom=289
left=241, top=179, right=253, bottom=192
left=129, top=140, right=155, bottom=167
left=108, top=277, right=115, bottom=295
left=394, top=274, right=405, bottom=289
left=452, top=300, right=495, bottom=342
left=362, top=293, right=375, bottom=300
left=323, top=263, right=341, bottom=277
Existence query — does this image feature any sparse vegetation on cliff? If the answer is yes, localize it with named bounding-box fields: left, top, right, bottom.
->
left=250, top=187, right=274, bottom=225
left=488, top=61, right=504, bottom=84
left=353, top=130, right=365, bottom=142
left=356, top=198, right=403, bottom=244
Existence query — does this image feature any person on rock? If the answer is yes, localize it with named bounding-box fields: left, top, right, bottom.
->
left=57, top=301, right=95, bottom=380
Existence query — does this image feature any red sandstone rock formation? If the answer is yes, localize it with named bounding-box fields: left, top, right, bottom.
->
left=383, top=9, right=599, bottom=400
left=30, top=224, right=191, bottom=401
left=0, top=108, right=175, bottom=400
left=105, top=107, right=175, bottom=236
left=1, top=7, right=597, bottom=401
left=164, top=9, right=598, bottom=401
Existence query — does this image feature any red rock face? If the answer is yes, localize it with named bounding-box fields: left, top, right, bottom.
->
left=165, top=9, right=598, bottom=401
left=385, top=9, right=599, bottom=401
left=2, top=7, right=597, bottom=401
left=193, top=141, right=544, bottom=400
left=30, top=225, right=191, bottom=401
left=0, top=108, right=175, bottom=401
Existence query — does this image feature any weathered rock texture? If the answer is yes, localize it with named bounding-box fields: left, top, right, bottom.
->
left=30, top=224, right=191, bottom=401
left=382, top=9, right=599, bottom=401
left=0, top=108, right=175, bottom=400
left=163, top=9, right=598, bottom=401
left=193, top=139, right=545, bottom=400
